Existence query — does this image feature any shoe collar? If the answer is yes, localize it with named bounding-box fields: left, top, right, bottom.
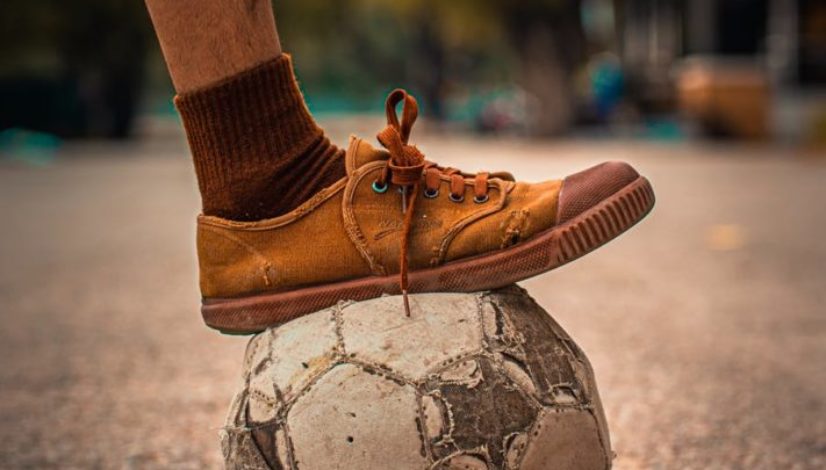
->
left=345, top=135, right=390, bottom=176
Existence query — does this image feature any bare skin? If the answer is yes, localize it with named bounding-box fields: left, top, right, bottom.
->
left=144, top=0, right=282, bottom=93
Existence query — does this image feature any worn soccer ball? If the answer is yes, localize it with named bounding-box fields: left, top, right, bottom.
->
left=222, top=286, right=611, bottom=469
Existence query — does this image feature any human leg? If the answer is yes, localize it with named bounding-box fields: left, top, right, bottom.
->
left=145, top=0, right=345, bottom=221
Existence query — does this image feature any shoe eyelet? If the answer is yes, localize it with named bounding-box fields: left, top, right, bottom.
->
left=372, top=181, right=388, bottom=194
left=473, top=194, right=489, bottom=204
left=424, top=188, right=439, bottom=199
left=449, top=192, right=465, bottom=203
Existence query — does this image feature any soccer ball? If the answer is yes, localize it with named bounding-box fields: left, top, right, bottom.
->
left=221, top=286, right=611, bottom=469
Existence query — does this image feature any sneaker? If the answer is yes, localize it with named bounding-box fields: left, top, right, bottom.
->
left=198, top=90, right=654, bottom=333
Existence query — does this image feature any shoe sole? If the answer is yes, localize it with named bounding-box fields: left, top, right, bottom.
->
left=202, top=176, right=655, bottom=334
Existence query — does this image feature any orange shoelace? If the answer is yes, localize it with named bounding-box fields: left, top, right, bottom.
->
left=374, top=89, right=493, bottom=315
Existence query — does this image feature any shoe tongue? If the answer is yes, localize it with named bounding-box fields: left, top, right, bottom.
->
left=345, top=135, right=389, bottom=175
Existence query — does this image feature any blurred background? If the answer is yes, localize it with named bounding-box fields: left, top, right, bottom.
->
left=1, top=0, right=825, bottom=468
left=3, top=0, right=826, bottom=143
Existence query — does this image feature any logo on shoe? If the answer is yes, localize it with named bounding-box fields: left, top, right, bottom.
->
left=374, top=217, right=443, bottom=240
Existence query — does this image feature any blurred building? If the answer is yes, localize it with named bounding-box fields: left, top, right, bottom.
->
left=617, top=0, right=826, bottom=141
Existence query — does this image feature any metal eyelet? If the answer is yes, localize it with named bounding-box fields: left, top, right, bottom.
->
left=372, top=181, right=388, bottom=194
left=449, top=192, right=465, bottom=203
left=473, top=194, right=489, bottom=204
left=423, top=188, right=439, bottom=199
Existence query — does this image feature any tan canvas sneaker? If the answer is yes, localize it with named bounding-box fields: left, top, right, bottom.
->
left=198, top=90, right=654, bottom=333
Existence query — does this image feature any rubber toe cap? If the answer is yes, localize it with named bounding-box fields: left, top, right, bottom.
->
left=556, top=161, right=639, bottom=224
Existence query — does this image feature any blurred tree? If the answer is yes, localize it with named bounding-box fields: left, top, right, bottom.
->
left=0, top=0, right=151, bottom=138
left=499, top=0, right=588, bottom=135
left=1, top=0, right=589, bottom=136
left=274, top=0, right=587, bottom=134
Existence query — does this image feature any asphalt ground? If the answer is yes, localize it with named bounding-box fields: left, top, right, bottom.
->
left=1, top=121, right=824, bottom=468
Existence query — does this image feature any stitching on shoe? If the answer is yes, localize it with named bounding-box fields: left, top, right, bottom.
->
left=198, top=178, right=347, bottom=230
left=346, top=135, right=360, bottom=175
left=342, top=159, right=389, bottom=276
left=434, top=178, right=509, bottom=265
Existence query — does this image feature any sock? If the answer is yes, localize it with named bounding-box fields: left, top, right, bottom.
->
left=174, top=54, right=346, bottom=221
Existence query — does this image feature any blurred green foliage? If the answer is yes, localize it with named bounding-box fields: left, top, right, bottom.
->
left=275, top=0, right=586, bottom=124
left=1, top=0, right=588, bottom=135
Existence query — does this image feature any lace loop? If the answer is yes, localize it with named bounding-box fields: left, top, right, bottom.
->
left=424, top=167, right=441, bottom=191
left=450, top=174, right=465, bottom=198
left=383, top=89, right=417, bottom=144
left=474, top=172, right=490, bottom=200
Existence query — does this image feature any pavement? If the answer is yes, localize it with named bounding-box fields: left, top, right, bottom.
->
left=0, top=120, right=824, bottom=469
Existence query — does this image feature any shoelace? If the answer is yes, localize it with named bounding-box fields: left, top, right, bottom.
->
left=374, top=89, right=493, bottom=316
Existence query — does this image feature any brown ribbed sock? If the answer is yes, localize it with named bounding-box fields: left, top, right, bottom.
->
left=175, top=54, right=346, bottom=221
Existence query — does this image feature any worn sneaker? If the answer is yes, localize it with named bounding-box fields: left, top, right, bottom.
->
left=198, top=89, right=654, bottom=333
